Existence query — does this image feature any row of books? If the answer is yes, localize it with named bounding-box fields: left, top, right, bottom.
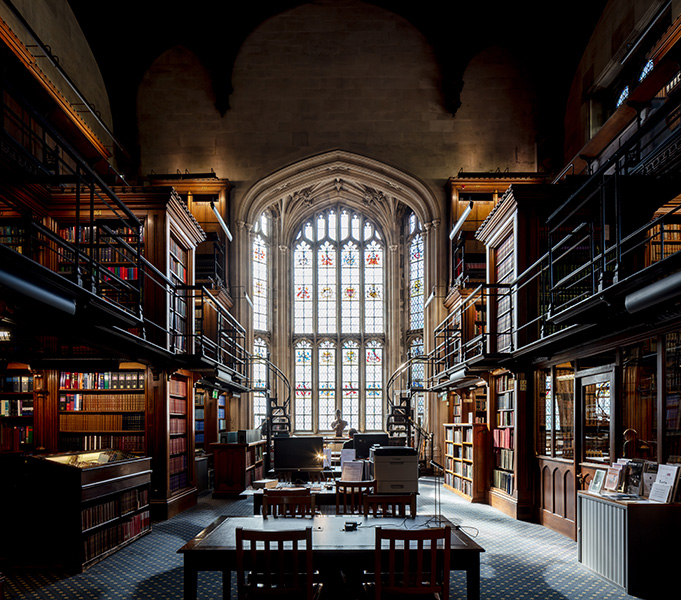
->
left=83, top=510, right=150, bottom=563
left=170, top=454, right=188, bottom=475
left=59, top=434, right=145, bottom=453
left=169, top=436, right=187, bottom=455
left=59, top=393, right=145, bottom=412
left=170, top=396, right=187, bottom=414
left=1, top=375, right=33, bottom=392
left=104, top=266, right=139, bottom=281
left=0, top=424, right=33, bottom=450
left=0, top=398, right=33, bottom=416
left=59, top=413, right=144, bottom=432
left=170, top=418, right=187, bottom=434
left=445, top=472, right=474, bottom=496
left=170, top=472, right=189, bottom=492
left=59, top=371, right=145, bottom=391
left=492, top=427, right=514, bottom=449
left=492, top=468, right=514, bottom=495
left=121, top=488, right=149, bottom=515
left=496, top=410, right=514, bottom=427
left=493, top=447, right=514, bottom=470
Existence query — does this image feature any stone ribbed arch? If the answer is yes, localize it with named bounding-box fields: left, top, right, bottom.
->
left=239, top=150, right=440, bottom=242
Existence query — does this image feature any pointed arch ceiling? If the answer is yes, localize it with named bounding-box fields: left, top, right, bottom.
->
left=240, top=150, right=440, bottom=246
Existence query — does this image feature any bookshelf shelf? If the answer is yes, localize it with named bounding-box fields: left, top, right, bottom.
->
left=211, top=439, right=266, bottom=498
left=443, top=423, right=487, bottom=502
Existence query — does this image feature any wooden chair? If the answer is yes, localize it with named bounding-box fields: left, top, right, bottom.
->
left=235, top=526, right=323, bottom=600
left=363, top=493, right=417, bottom=518
left=368, top=526, right=451, bottom=600
left=335, top=479, right=377, bottom=515
left=262, top=489, right=316, bottom=517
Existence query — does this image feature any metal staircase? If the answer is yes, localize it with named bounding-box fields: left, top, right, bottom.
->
left=248, top=354, right=291, bottom=473
left=385, top=355, right=435, bottom=473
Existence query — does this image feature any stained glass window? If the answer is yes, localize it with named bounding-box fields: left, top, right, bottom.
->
left=365, top=341, right=383, bottom=431
left=252, top=338, right=268, bottom=427
left=639, top=59, right=653, bottom=82
left=318, top=341, right=336, bottom=431
left=410, top=233, right=424, bottom=329
left=294, top=241, right=313, bottom=332
left=616, top=86, right=629, bottom=108
left=292, top=207, right=385, bottom=432
left=252, top=233, right=268, bottom=331
left=342, top=341, right=360, bottom=429
left=295, top=341, right=313, bottom=431
left=410, top=337, right=424, bottom=388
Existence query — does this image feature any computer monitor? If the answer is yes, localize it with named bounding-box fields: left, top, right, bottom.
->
left=353, top=432, right=391, bottom=459
left=273, top=436, right=325, bottom=472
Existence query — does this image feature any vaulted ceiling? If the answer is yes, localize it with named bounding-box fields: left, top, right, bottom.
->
left=67, top=0, right=607, bottom=173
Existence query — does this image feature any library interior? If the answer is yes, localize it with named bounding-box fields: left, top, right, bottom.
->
left=1, top=1, right=681, bottom=599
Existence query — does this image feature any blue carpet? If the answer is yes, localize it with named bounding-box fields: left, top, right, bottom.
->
left=3, top=478, right=642, bottom=599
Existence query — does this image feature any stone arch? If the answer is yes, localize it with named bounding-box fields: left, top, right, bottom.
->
left=239, top=150, right=440, bottom=246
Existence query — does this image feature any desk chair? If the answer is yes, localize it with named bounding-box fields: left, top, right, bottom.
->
left=262, top=489, right=316, bottom=517
left=235, top=526, right=323, bottom=600
left=367, top=526, right=451, bottom=600
left=363, top=493, right=417, bottom=518
left=335, top=480, right=377, bottom=515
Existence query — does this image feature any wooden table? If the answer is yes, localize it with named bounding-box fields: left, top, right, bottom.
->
left=177, top=514, right=484, bottom=600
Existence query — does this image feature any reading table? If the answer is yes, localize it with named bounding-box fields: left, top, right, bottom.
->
left=178, top=514, right=484, bottom=600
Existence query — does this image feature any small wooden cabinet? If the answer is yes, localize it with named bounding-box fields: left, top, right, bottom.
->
left=210, top=440, right=266, bottom=497
left=443, top=423, right=486, bottom=502
left=578, top=491, right=681, bottom=599
left=15, top=450, right=151, bottom=572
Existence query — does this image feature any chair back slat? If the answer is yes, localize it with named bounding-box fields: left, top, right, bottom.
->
left=236, top=527, right=315, bottom=600
left=374, top=526, right=451, bottom=600
left=335, top=480, right=376, bottom=514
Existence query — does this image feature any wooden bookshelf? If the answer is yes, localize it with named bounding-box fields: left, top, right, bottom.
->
left=194, top=387, right=206, bottom=451
left=211, top=440, right=266, bottom=497
left=0, top=367, right=34, bottom=452
left=490, top=372, right=515, bottom=497
left=57, top=369, right=146, bottom=454
left=443, top=422, right=487, bottom=502
left=17, top=450, right=151, bottom=572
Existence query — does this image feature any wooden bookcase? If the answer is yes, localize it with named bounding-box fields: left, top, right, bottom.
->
left=491, top=371, right=515, bottom=497
left=210, top=440, right=266, bottom=497
left=57, top=369, right=146, bottom=453
left=148, top=369, right=197, bottom=520
left=194, top=387, right=206, bottom=450
left=17, top=450, right=151, bottom=572
left=443, top=422, right=487, bottom=502
left=0, top=366, right=34, bottom=452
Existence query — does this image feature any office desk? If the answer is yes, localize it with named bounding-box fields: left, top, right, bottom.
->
left=178, top=514, right=484, bottom=600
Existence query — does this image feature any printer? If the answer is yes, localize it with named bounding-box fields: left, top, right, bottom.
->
left=370, top=446, right=418, bottom=493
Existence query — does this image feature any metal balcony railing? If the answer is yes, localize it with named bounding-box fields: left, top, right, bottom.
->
left=0, top=85, right=248, bottom=385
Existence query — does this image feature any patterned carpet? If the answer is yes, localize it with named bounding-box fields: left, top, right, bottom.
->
left=3, top=477, right=643, bottom=600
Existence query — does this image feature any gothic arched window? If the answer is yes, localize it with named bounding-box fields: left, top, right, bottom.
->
left=408, top=214, right=424, bottom=330
left=292, top=208, right=385, bottom=432
left=252, top=213, right=269, bottom=332
left=252, top=337, right=269, bottom=426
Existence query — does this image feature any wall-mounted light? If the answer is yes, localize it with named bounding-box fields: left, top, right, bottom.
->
left=231, top=286, right=254, bottom=310
left=424, top=287, right=436, bottom=308
left=449, top=200, right=474, bottom=240
left=211, top=201, right=233, bottom=242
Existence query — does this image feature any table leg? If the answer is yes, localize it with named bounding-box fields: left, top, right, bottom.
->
left=466, top=557, right=480, bottom=600
left=184, top=564, right=198, bottom=600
